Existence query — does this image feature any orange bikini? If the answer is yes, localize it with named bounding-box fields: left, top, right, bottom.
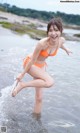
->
left=39, top=47, right=58, bottom=57
left=23, top=47, right=58, bottom=68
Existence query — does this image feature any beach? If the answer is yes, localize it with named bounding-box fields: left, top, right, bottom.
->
left=0, top=14, right=80, bottom=133
left=0, top=10, right=80, bottom=41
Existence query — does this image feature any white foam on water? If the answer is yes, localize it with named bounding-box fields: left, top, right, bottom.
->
left=0, top=85, right=12, bottom=122
left=48, top=120, right=75, bottom=128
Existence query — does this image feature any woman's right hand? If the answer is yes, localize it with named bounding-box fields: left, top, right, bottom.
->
left=16, top=73, right=24, bottom=81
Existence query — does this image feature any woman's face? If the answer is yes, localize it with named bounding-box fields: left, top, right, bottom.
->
left=48, top=25, right=61, bottom=42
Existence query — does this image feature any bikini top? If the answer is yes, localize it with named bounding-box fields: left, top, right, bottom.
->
left=39, top=46, right=58, bottom=57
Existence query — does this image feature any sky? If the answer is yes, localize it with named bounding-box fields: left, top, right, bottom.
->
left=0, top=0, right=80, bottom=15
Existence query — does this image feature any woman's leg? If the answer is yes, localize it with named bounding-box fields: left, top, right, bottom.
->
left=33, top=87, right=43, bottom=114
left=12, top=65, right=54, bottom=97
left=33, top=66, right=45, bottom=114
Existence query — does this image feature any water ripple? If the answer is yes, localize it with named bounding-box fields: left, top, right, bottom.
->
left=48, top=120, right=75, bottom=128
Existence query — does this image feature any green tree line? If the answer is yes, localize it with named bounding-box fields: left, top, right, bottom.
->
left=0, top=3, right=80, bottom=25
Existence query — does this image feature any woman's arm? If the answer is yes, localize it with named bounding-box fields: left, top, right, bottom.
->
left=17, top=43, right=42, bottom=81
left=60, top=38, right=72, bottom=55
left=23, top=43, right=42, bottom=73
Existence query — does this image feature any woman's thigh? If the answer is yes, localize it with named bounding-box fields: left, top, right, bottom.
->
left=28, top=65, right=53, bottom=82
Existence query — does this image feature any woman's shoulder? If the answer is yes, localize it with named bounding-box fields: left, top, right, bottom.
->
left=39, top=37, right=49, bottom=46
left=60, top=37, right=65, bottom=43
left=39, top=37, right=49, bottom=43
left=36, top=37, right=48, bottom=50
left=59, top=37, right=65, bottom=47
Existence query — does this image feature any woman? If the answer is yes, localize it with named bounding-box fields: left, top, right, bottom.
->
left=12, top=17, right=72, bottom=114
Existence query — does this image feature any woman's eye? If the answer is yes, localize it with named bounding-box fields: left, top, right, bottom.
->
left=49, top=28, right=59, bottom=32
left=54, top=28, right=58, bottom=31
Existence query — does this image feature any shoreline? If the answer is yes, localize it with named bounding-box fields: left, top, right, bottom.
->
left=0, top=11, right=80, bottom=30
left=0, top=11, right=80, bottom=41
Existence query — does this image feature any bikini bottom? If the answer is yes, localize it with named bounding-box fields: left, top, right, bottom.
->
left=23, top=56, right=47, bottom=68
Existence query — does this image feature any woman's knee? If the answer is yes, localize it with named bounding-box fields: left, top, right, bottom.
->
left=45, top=78, right=54, bottom=88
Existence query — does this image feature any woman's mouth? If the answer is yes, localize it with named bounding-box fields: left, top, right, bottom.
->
left=50, top=35, right=58, bottom=40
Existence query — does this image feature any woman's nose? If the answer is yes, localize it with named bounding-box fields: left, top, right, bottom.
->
left=51, top=31, right=56, bottom=35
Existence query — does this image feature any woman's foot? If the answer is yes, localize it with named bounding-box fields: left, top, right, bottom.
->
left=32, top=112, right=41, bottom=120
left=12, top=81, right=24, bottom=97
